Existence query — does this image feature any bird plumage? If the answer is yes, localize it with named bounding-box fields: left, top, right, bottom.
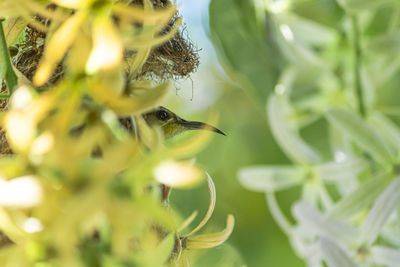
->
left=142, top=106, right=226, bottom=139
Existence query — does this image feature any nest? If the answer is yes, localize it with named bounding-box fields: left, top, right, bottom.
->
left=0, top=0, right=200, bottom=156
left=129, top=0, right=200, bottom=80
left=138, top=18, right=200, bottom=80
left=13, top=25, right=64, bottom=85
left=12, top=0, right=199, bottom=85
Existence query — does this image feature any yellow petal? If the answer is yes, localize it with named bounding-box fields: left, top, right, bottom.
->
left=86, top=18, right=123, bottom=74
left=112, top=3, right=176, bottom=24
left=33, top=11, right=87, bottom=86
left=10, top=86, right=35, bottom=110
left=184, top=174, right=215, bottom=237
left=125, top=47, right=151, bottom=79
left=177, top=252, right=190, bottom=267
left=24, top=0, right=68, bottom=22
left=125, top=17, right=182, bottom=49
left=178, top=211, right=198, bottom=233
left=186, top=215, right=235, bottom=249
left=31, top=132, right=54, bottom=155
left=0, top=207, right=28, bottom=245
left=51, top=0, right=86, bottom=9
left=89, top=80, right=171, bottom=116
left=67, top=28, right=92, bottom=73
left=5, top=91, right=58, bottom=152
left=5, top=112, right=36, bottom=152
left=135, top=115, right=163, bottom=149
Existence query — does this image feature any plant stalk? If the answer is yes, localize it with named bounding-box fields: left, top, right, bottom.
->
left=0, top=19, right=18, bottom=96
left=351, top=15, right=365, bottom=117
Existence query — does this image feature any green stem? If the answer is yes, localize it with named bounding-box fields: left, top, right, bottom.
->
left=0, top=19, right=18, bottom=96
left=351, top=15, right=365, bottom=117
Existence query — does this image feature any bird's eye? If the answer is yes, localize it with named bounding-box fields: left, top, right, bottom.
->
left=157, top=110, right=169, bottom=120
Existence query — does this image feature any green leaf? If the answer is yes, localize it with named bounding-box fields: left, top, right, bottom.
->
left=209, top=0, right=282, bottom=106
left=366, top=29, right=400, bottom=56
left=0, top=21, right=17, bottom=95
left=273, top=13, right=335, bottom=67
left=337, top=0, right=393, bottom=13
left=326, top=108, right=396, bottom=165
left=4, top=17, right=27, bottom=46
left=276, top=12, right=337, bottom=46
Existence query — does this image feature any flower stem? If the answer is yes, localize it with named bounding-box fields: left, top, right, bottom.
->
left=351, top=15, right=365, bottom=117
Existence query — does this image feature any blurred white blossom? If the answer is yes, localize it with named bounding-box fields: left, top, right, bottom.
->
left=239, top=94, right=400, bottom=266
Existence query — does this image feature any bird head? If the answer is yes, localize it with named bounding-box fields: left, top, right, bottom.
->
left=143, top=106, right=226, bottom=139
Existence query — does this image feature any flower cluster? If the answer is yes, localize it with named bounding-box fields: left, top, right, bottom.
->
left=238, top=0, right=400, bottom=266
left=0, top=0, right=233, bottom=266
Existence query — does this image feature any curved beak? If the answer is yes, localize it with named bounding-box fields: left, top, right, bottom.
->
left=178, top=120, right=226, bottom=136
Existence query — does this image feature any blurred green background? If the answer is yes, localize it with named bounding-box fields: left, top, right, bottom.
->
left=166, top=0, right=304, bottom=266
left=164, top=0, right=400, bottom=266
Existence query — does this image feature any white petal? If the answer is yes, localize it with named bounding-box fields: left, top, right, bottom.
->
left=290, top=225, right=321, bottom=263
left=23, top=217, right=43, bottom=233
left=369, top=113, right=400, bottom=154
left=381, top=222, right=400, bottom=247
left=361, top=177, right=400, bottom=245
left=318, top=183, right=334, bottom=210
left=268, top=96, right=321, bottom=164
left=307, top=261, right=324, bottom=267
left=318, top=237, right=357, bottom=267
left=153, top=160, right=203, bottom=188
left=371, top=246, right=400, bottom=267
left=326, top=108, right=395, bottom=165
left=0, top=176, right=42, bottom=207
left=280, top=12, right=337, bottom=46
left=301, top=183, right=320, bottom=206
left=336, top=179, right=359, bottom=196
left=293, top=202, right=358, bottom=245
left=238, top=165, right=303, bottom=192
left=327, top=174, right=391, bottom=220
left=86, top=19, right=123, bottom=73
left=329, top=123, right=353, bottom=157
left=314, top=157, right=367, bottom=182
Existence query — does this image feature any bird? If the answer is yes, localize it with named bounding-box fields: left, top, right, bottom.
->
left=141, top=106, right=226, bottom=203
left=142, top=106, right=226, bottom=139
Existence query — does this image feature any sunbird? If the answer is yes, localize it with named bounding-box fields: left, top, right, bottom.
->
left=142, top=106, right=225, bottom=202
left=143, top=106, right=226, bottom=139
